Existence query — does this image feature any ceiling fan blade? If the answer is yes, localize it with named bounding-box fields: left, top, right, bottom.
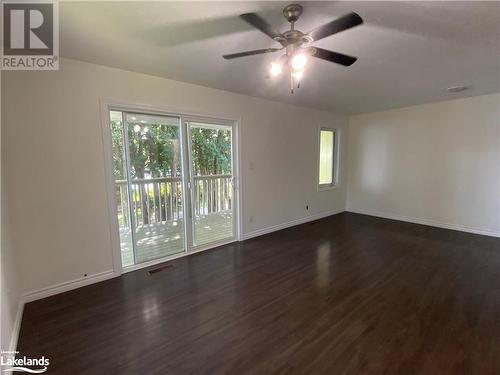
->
left=307, top=47, right=357, bottom=66
left=223, top=47, right=282, bottom=60
left=240, top=13, right=281, bottom=39
left=308, top=12, right=363, bottom=42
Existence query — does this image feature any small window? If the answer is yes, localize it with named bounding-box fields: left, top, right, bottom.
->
left=318, top=128, right=338, bottom=188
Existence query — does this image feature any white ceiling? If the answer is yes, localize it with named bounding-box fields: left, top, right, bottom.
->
left=60, top=1, right=500, bottom=114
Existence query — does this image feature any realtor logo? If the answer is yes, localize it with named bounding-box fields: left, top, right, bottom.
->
left=1, top=0, right=59, bottom=70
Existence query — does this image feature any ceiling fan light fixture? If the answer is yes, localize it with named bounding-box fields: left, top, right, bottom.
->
left=291, top=53, right=307, bottom=70
left=270, top=62, right=282, bottom=77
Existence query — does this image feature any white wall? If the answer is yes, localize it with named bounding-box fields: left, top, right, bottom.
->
left=2, top=58, right=348, bottom=296
left=1, top=71, right=23, bottom=356
left=2, top=58, right=499, bottom=351
left=1, top=168, right=22, bottom=355
left=347, top=94, right=500, bottom=236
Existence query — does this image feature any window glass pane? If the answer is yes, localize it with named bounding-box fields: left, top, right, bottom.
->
left=189, top=122, right=234, bottom=247
left=190, top=123, right=232, bottom=177
left=319, top=130, right=334, bottom=185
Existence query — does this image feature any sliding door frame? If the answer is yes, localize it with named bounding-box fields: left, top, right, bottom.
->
left=100, top=99, right=242, bottom=275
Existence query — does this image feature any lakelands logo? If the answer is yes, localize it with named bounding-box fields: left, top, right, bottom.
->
left=1, top=351, right=49, bottom=373
left=1, top=0, right=59, bottom=70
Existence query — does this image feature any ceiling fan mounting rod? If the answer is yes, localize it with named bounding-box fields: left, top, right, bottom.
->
left=284, top=4, right=302, bottom=36
left=283, top=4, right=303, bottom=23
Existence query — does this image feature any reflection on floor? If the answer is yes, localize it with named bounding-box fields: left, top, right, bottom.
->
left=120, top=211, right=233, bottom=266
left=18, top=213, right=500, bottom=373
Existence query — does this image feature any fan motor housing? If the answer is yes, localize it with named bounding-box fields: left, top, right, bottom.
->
left=281, top=30, right=313, bottom=47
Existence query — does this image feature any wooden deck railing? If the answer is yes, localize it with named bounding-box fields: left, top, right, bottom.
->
left=115, top=174, right=232, bottom=227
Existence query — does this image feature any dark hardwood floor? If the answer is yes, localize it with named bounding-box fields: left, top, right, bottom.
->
left=17, top=213, right=500, bottom=374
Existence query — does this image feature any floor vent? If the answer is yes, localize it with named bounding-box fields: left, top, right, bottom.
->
left=148, top=264, right=174, bottom=275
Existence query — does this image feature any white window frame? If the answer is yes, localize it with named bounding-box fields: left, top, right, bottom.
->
left=317, top=126, right=340, bottom=191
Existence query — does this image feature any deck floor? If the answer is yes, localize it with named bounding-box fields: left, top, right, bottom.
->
left=120, top=211, right=233, bottom=266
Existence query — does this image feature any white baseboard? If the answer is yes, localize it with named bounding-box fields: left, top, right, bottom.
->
left=243, top=208, right=345, bottom=240
left=347, top=207, right=500, bottom=238
left=7, top=300, right=24, bottom=356
left=2, top=300, right=25, bottom=373
left=19, top=210, right=343, bottom=303
left=6, top=271, right=116, bottom=359
left=23, top=270, right=116, bottom=303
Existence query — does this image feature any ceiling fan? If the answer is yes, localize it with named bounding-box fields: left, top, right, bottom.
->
left=222, top=4, right=363, bottom=93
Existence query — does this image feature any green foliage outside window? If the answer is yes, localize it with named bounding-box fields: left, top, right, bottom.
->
left=110, top=118, right=231, bottom=180
left=110, top=112, right=233, bottom=226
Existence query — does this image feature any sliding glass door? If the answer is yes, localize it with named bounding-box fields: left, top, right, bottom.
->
left=187, top=121, right=234, bottom=247
left=108, top=110, right=236, bottom=268
left=110, top=111, right=185, bottom=267
left=124, top=112, right=185, bottom=264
